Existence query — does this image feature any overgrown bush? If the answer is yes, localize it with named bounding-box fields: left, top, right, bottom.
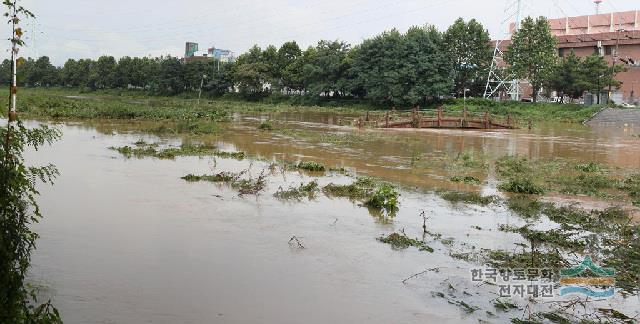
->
left=1, top=123, right=62, bottom=322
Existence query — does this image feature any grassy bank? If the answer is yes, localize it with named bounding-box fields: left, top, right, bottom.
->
left=443, top=98, right=603, bottom=123
left=3, top=87, right=603, bottom=124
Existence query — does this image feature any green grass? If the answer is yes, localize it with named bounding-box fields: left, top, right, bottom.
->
left=498, top=177, right=545, bottom=195
left=6, top=88, right=603, bottom=124
left=495, top=155, right=629, bottom=199
left=444, top=98, right=603, bottom=123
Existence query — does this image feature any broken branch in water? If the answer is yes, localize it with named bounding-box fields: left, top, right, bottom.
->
left=402, top=267, right=440, bottom=284
left=288, top=235, right=305, bottom=249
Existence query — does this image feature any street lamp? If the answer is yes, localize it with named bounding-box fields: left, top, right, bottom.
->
left=463, top=88, right=470, bottom=110
left=597, top=74, right=605, bottom=105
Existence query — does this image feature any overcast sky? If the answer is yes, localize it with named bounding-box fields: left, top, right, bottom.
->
left=3, top=0, right=638, bottom=65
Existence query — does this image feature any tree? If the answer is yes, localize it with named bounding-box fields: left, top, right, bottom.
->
left=348, top=29, right=405, bottom=104
left=232, top=45, right=270, bottom=97
left=305, top=40, right=350, bottom=97
left=262, top=45, right=280, bottom=90
left=204, top=60, right=234, bottom=96
left=88, top=56, right=117, bottom=89
left=581, top=53, right=624, bottom=104
left=282, top=46, right=316, bottom=94
left=156, top=56, right=184, bottom=95
left=400, top=25, right=453, bottom=105
left=277, top=41, right=301, bottom=92
left=504, top=16, right=557, bottom=102
left=1, top=1, right=62, bottom=322
left=443, top=18, right=492, bottom=97
left=547, top=51, right=585, bottom=102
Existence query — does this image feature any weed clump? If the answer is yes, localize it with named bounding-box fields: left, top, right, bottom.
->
left=486, top=250, right=567, bottom=270
left=498, top=177, right=545, bottom=195
left=575, top=161, right=602, bottom=173
left=213, top=151, right=246, bottom=160
left=620, top=174, right=640, bottom=204
left=507, top=195, right=545, bottom=219
left=493, top=299, right=519, bottom=312
left=232, top=172, right=267, bottom=195
left=322, top=178, right=375, bottom=200
left=495, top=156, right=531, bottom=178
left=108, top=145, right=157, bottom=158
left=258, top=120, right=273, bottom=130
left=110, top=143, right=225, bottom=159
left=181, top=172, right=235, bottom=183
left=440, top=191, right=498, bottom=206
left=556, top=172, right=617, bottom=196
left=296, top=161, right=326, bottom=172
left=323, top=178, right=400, bottom=214
left=499, top=225, right=586, bottom=251
left=378, top=233, right=433, bottom=252
left=449, top=150, right=487, bottom=170
left=450, top=175, right=481, bottom=184
left=274, top=181, right=319, bottom=200
left=364, top=184, right=399, bottom=213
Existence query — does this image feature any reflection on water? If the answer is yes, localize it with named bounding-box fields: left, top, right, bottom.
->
left=24, top=115, right=640, bottom=323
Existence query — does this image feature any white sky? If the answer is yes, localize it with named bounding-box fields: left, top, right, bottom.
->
left=3, top=0, right=639, bottom=65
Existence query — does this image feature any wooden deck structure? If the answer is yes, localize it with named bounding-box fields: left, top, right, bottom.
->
left=371, top=107, right=516, bottom=129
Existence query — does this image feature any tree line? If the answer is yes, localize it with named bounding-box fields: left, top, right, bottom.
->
left=2, top=17, right=623, bottom=106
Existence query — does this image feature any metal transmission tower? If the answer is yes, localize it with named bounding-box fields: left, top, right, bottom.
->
left=484, top=0, right=528, bottom=100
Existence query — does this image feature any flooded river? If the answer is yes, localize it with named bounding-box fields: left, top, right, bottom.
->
left=24, top=114, right=640, bottom=323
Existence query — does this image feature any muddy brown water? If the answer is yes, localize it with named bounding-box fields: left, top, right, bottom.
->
left=21, top=114, right=640, bottom=323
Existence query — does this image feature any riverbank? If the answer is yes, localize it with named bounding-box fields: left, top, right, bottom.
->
left=3, top=87, right=604, bottom=124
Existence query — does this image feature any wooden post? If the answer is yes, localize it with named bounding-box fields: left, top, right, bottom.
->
left=507, top=113, right=512, bottom=126
left=385, top=111, right=389, bottom=127
left=365, top=111, right=370, bottom=122
left=484, top=111, right=489, bottom=129
left=462, top=106, right=468, bottom=128
left=437, top=106, right=442, bottom=127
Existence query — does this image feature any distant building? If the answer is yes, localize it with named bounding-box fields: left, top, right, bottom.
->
left=208, top=47, right=236, bottom=63
left=499, top=10, right=640, bottom=104
left=182, top=42, right=236, bottom=64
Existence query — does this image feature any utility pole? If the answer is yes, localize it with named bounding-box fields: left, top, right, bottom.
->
left=608, top=28, right=624, bottom=104
left=197, top=74, right=207, bottom=106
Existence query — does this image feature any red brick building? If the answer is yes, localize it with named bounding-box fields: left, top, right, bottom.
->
left=501, top=10, right=640, bottom=104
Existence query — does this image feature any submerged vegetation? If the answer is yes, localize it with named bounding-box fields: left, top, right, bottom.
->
left=295, top=161, right=326, bottom=172
left=495, top=155, right=635, bottom=200
left=181, top=172, right=235, bottom=183
left=109, top=142, right=246, bottom=160
left=274, top=181, right=319, bottom=200
left=440, top=191, right=498, bottom=206
left=378, top=233, right=433, bottom=252
left=323, top=178, right=399, bottom=214
left=450, top=175, right=481, bottom=185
